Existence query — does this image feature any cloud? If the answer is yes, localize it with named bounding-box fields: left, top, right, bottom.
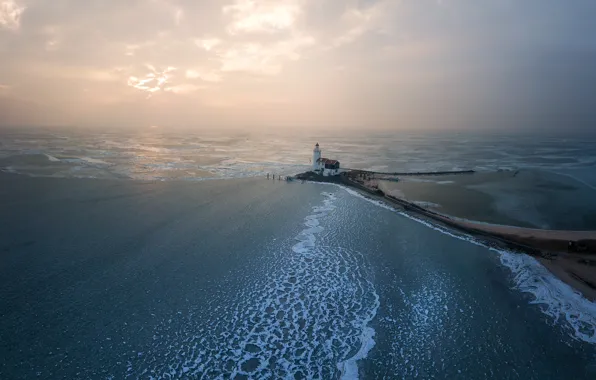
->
left=223, top=0, right=301, bottom=35
left=328, top=1, right=391, bottom=48
left=20, top=63, right=122, bottom=82
left=0, top=0, right=595, bottom=130
left=174, top=7, right=183, bottom=26
left=185, top=69, right=201, bottom=79
left=218, top=34, right=315, bottom=75
left=127, top=66, right=176, bottom=95
left=207, top=0, right=315, bottom=75
left=195, top=37, right=221, bottom=51
left=42, top=26, right=62, bottom=51
left=125, top=44, right=141, bottom=56
left=165, top=83, right=202, bottom=94
left=149, top=0, right=186, bottom=27
left=0, top=83, right=11, bottom=95
left=0, top=0, right=25, bottom=31
left=185, top=69, right=221, bottom=82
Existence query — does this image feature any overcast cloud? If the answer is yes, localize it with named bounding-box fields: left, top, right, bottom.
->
left=0, top=0, right=595, bottom=130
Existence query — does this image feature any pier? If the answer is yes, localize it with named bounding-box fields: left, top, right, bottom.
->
left=344, top=168, right=475, bottom=177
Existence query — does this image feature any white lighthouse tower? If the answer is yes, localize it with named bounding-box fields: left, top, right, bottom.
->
left=312, top=143, right=321, bottom=170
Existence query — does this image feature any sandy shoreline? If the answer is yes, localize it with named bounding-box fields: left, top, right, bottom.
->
left=381, top=189, right=596, bottom=300
left=450, top=218, right=596, bottom=300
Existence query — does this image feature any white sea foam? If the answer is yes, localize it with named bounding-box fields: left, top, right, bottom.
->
left=412, top=201, right=442, bottom=208
left=337, top=283, right=380, bottom=380
left=331, top=183, right=596, bottom=344
left=44, top=154, right=60, bottom=162
left=339, top=185, right=396, bottom=212
left=294, top=191, right=381, bottom=379
left=498, top=250, right=596, bottom=343
left=62, top=157, right=110, bottom=166
left=552, top=170, right=596, bottom=191
left=80, top=157, right=109, bottom=165
left=126, top=190, right=381, bottom=379
left=399, top=178, right=436, bottom=183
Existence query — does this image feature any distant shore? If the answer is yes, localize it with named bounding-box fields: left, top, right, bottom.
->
left=296, top=171, right=596, bottom=301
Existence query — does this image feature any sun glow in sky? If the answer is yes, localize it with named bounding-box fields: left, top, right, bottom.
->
left=1, top=0, right=595, bottom=130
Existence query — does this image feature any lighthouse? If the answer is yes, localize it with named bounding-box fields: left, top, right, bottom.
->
left=312, top=143, right=321, bottom=170
left=311, top=143, right=341, bottom=175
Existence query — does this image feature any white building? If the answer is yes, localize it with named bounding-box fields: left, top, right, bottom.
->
left=312, top=143, right=341, bottom=176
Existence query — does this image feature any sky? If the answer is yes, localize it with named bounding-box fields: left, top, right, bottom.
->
left=0, top=0, right=595, bottom=131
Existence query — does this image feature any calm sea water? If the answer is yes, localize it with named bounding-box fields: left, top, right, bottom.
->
left=1, top=127, right=596, bottom=379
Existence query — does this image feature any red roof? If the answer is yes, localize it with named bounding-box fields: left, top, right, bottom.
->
left=317, top=158, right=339, bottom=165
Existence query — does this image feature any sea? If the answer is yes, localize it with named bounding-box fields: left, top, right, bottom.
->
left=1, top=126, right=596, bottom=379
left=1, top=127, right=595, bottom=185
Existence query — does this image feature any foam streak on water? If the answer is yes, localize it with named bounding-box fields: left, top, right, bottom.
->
left=332, top=184, right=596, bottom=344
left=126, top=191, right=380, bottom=379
